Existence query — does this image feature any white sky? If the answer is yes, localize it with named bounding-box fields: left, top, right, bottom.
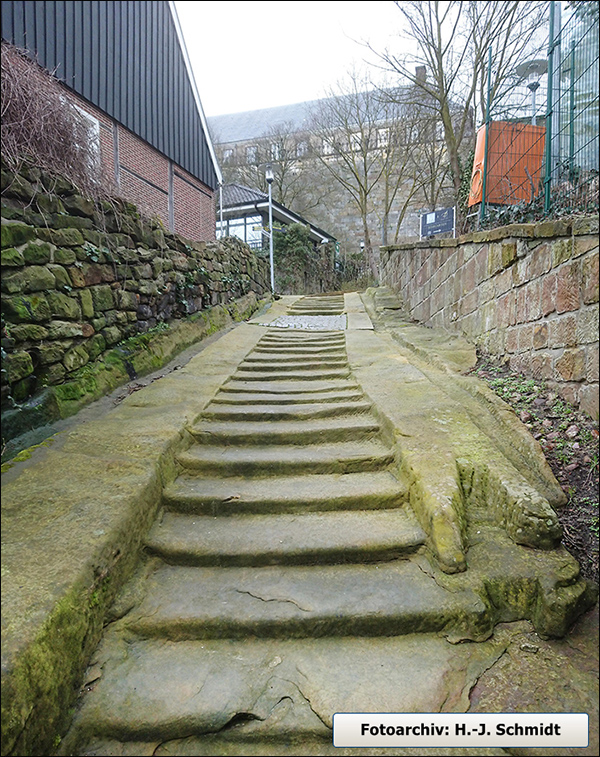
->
left=173, top=1, right=405, bottom=117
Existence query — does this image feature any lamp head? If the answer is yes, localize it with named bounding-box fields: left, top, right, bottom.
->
left=265, top=165, right=274, bottom=184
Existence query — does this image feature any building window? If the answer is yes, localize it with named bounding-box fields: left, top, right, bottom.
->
left=222, top=148, right=234, bottom=163
left=350, top=132, right=362, bottom=152
left=296, top=141, right=308, bottom=158
left=245, top=215, right=263, bottom=248
left=322, top=138, right=335, bottom=156
left=217, top=215, right=264, bottom=247
left=270, top=143, right=280, bottom=161
left=377, top=128, right=389, bottom=148
left=246, top=145, right=258, bottom=164
left=68, top=103, right=101, bottom=169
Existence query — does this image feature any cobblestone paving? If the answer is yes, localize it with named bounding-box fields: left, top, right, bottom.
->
left=258, top=315, right=347, bottom=330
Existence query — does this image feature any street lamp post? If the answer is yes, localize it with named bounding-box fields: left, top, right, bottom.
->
left=265, top=164, right=275, bottom=293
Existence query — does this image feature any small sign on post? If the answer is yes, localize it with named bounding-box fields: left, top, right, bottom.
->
left=420, top=207, right=456, bottom=239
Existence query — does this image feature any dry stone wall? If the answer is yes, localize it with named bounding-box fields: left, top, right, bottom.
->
left=380, top=217, right=599, bottom=418
left=1, top=163, right=270, bottom=429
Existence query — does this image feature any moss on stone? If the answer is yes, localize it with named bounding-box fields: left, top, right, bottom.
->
left=1, top=221, right=36, bottom=248
left=0, top=437, right=56, bottom=473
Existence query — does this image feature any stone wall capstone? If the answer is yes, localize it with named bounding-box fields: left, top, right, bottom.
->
left=1, top=162, right=270, bottom=428
left=380, top=217, right=599, bottom=418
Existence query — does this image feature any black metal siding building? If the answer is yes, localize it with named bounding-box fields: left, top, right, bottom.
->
left=1, top=0, right=220, bottom=191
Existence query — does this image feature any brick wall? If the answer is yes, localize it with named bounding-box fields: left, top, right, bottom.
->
left=173, top=166, right=216, bottom=241
left=380, top=217, right=599, bottom=417
left=63, top=85, right=216, bottom=243
left=4, top=47, right=217, bottom=243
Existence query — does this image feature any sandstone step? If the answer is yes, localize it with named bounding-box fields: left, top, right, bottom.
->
left=176, top=439, right=394, bottom=475
left=200, top=400, right=372, bottom=422
left=124, top=560, right=489, bottom=641
left=232, top=368, right=351, bottom=381
left=288, top=297, right=344, bottom=304
left=252, top=345, right=346, bottom=355
left=221, top=379, right=360, bottom=395
left=146, top=508, right=425, bottom=567
left=210, top=388, right=364, bottom=405
left=237, top=359, right=348, bottom=372
left=286, top=309, right=344, bottom=315
left=243, top=353, right=347, bottom=363
left=258, top=333, right=345, bottom=342
left=65, top=630, right=509, bottom=754
left=162, top=471, right=407, bottom=515
left=188, top=415, right=382, bottom=445
left=256, top=337, right=346, bottom=352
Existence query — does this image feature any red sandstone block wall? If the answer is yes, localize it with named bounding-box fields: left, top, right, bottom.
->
left=380, top=218, right=600, bottom=418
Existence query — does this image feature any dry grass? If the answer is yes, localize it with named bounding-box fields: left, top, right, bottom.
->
left=1, top=41, right=112, bottom=200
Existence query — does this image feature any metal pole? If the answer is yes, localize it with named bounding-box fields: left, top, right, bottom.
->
left=219, top=183, right=223, bottom=237
left=544, top=0, right=556, bottom=214
left=480, top=46, right=493, bottom=224
left=268, top=182, right=275, bottom=293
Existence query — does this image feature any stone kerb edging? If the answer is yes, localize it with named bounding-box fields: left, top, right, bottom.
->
left=381, top=217, right=598, bottom=252
left=0, top=322, right=266, bottom=757
left=379, top=215, right=599, bottom=418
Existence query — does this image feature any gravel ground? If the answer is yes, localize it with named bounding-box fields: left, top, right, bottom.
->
left=471, top=355, right=599, bottom=585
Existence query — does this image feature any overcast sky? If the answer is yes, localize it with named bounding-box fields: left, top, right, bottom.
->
left=173, top=1, right=405, bottom=117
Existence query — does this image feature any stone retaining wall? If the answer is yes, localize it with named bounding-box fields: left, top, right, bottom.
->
left=1, top=164, right=270, bottom=429
left=380, top=217, right=599, bottom=418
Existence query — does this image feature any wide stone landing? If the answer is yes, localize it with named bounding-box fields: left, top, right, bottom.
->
left=54, top=293, right=597, bottom=757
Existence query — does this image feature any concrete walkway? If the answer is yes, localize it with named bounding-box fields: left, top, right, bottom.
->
left=2, top=292, right=597, bottom=756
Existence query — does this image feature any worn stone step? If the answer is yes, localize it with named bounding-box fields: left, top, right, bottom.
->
left=289, top=301, right=344, bottom=309
left=201, top=400, right=372, bottom=422
left=222, top=378, right=358, bottom=394
left=211, top=388, right=364, bottom=405
left=146, top=508, right=425, bottom=567
left=243, top=352, right=346, bottom=363
left=252, top=345, right=346, bottom=355
left=292, top=297, right=343, bottom=304
left=177, top=439, right=394, bottom=476
left=233, top=368, right=351, bottom=381
left=237, top=359, right=348, bottom=372
left=124, top=560, right=490, bottom=641
left=258, top=333, right=345, bottom=343
left=286, top=309, right=344, bottom=316
left=73, top=630, right=508, bottom=753
left=255, top=339, right=346, bottom=353
left=162, top=471, right=407, bottom=515
left=188, top=415, right=382, bottom=445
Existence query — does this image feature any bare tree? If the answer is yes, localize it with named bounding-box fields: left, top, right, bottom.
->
left=369, top=1, right=548, bottom=209
left=375, top=84, right=452, bottom=241
left=217, top=120, right=333, bottom=221
left=309, top=70, right=424, bottom=276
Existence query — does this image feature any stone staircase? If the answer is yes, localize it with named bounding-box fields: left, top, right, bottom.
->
left=62, top=294, right=593, bottom=755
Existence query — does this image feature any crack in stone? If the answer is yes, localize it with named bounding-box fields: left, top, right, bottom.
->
left=283, top=671, right=332, bottom=730
left=413, top=557, right=462, bottom=594
left=6, top=704, right=34, bottom=756
left=467, top=646, right=511, bottom=705
left=235, top=589, right=312, bottom=612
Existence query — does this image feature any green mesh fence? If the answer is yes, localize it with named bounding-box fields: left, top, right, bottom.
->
left=547, top=1, right=599, bottom=216
left=470, top=1, right=598, bottom=228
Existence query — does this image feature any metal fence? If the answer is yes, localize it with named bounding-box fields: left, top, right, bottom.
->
left=470, top=0, right=598, bottom=228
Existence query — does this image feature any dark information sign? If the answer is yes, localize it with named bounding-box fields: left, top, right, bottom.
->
left=420, top=207, right=455, bottom=238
